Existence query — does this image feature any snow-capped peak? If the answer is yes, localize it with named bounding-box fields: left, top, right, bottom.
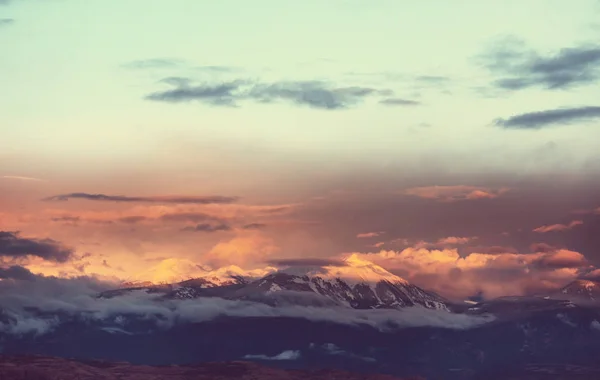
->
left=278, top=253, right=408, bottom=286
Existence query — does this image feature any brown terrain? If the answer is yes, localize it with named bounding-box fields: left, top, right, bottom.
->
left=0, top=355, right=423, bottom=380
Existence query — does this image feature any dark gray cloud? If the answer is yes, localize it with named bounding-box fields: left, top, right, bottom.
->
left=0, top=265, right=37, bottom=281
left=43, top=193, right=239, bottom=204
left=181, top=223, right=232, bottom=233
left=481, top=39, right=600, bottom=90
left=145, top=78, right=391, bottom=110
left=494, top=106, right=600, bottom=129
left=0, top=18, right=14, bottom=26
left=378, top=98, right=421, bottom=106
left=0, top=231, right=74, bottom=262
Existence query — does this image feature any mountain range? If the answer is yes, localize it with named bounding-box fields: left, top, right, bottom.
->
left=3, top=255, right=600, bottom=379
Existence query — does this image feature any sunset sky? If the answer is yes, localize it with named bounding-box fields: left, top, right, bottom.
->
left=1, top=0, right=600, bottom=300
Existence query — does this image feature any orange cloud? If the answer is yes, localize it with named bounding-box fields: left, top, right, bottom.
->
left=533, top=220, right=583, bottom=233
left=349, top=246, right=589, bottom=299
left=356, top=231, right=384, bottom=238
left=436, top=236, right=474, bottom=245
left=203, top=232, right=280, bottom=268
left=403, top=185, right=509, bottom=202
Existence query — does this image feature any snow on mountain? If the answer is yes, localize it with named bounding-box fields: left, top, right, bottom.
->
left=121, top=258, right=276, bottom=288
left=244, top=254, right=449, bottom=311
left=106, top=255, right=448, bottom=311
left=554, top=279, right=600, bottom=302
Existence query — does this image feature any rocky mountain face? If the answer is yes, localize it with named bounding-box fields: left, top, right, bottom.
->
left=0, top=356, right=420, bottom=380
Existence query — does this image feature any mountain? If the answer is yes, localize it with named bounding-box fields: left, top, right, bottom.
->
left=0, top=355, right=419, bottom=380
left=233, top=254, right=449, bottom=310
left=109, top=254, right=449, bottom=311
left=553, top=279, right=600, bottom=302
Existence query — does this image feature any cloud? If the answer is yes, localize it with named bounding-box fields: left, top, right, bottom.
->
left=436, top=236, right=474, bottom=245
left=243, top=350, right=301, bottom=361
left=351, top=246, right=591, bottom=299
left=534, top=220, right=583, bottom=233
left=312, top=343, right=375, bottom=362
left=122, top=58, right=183, bottom=69
left=356, top=231, right=384, bottom=239
left=0, top=265, right=37, bottom=281
left=0, top=231, right=74, bottom=262
left=0, top=270, right=494, bottom=337
left=1, top=175, right=44, bottom=181
left=403, top=185, right=509, bottom=202
left=181, top=223, right=232, bottom=233
left=378, top=98, right=421, bottom=106
left=145, top=78, right=391, bottom=110
left=43, top=193, right=239, bottom=204
left=0, top=18, right=14, bottom=26
left=494, top=106, right=600, bottom=129
left=242, top=223, right=267, bottom=230
left=480, top=38, right=600, bottom=90
left=204, top=234, right=280, bottom=268
left=267, top=258, right=346, bottom=267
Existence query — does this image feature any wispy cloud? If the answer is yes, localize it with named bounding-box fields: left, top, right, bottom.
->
left=243, top=350, right=301, bottom=361
left=494, top=106, right=600, bottom=129
left=145, top=78, right=392, bottom=110
left=403, top=185, right=509, bottom=202
left=242, top=223, right=267, bottom=230
left=480, top=38, right=600, bottom=90
left=1, top=175, right=45, bottom=182
left=534, top=220, right=583, bottom=233
left=181, top=223, right=232, bottom=233
left=0, top=18, right=14, bottom=27
left=378, top=98, right=421, bottom=106
left=0, top=231, right=74, bottom=262
left=43, top=193, right=239, bottom=204
left=122, top=58, right=183, bottom=69
left=356, top=231, right=384, bottom=239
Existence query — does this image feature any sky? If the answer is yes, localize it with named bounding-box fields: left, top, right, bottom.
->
left=1, top=0, right=600, bottom=300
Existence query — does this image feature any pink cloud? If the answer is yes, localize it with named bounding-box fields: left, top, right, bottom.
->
left=533, top=220, right=583, bottom=233
left=356, top=231, right=384, bottom=239
left=403, top=185, right=509, bottom=202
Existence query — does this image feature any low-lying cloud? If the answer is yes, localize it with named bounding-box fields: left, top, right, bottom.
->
left=0, top=268, right=494, bottom=336
left=243, top=350, right=301, bottom=361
